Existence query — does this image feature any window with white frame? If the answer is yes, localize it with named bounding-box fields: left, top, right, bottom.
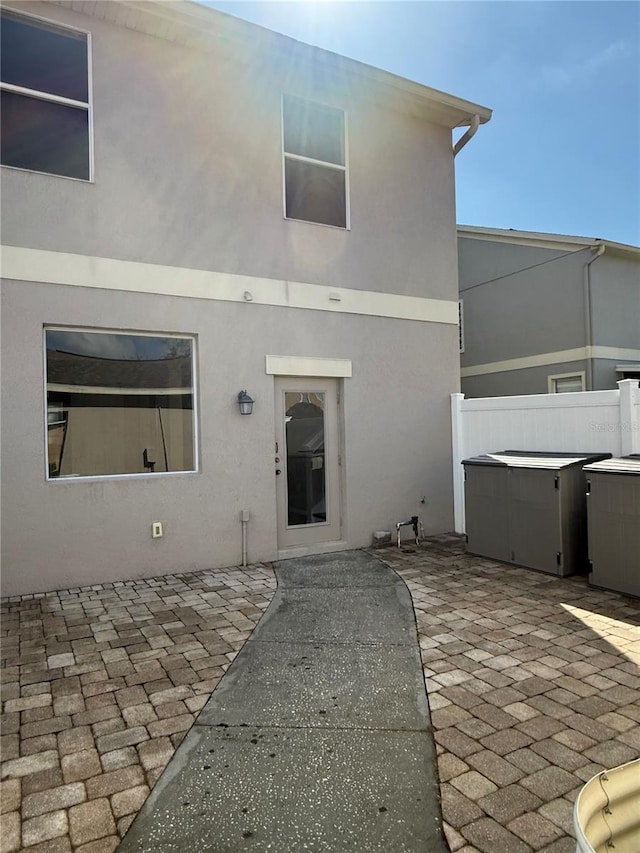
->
left=615, top=364, right=640, bottom=381
left=548, top=373, right=585, bottom=394
left=283, top=94, right=348, bottom=228
left=45, top=330, right=196, bottom=478
left=0, top=9, right=91, bottom=180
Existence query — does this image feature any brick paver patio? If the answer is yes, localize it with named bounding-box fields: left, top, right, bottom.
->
left=0, top=566, right=276, bottom=852
left=378, top=536, right=640, bottom=853
left=1, top=539, right=639, bottom=852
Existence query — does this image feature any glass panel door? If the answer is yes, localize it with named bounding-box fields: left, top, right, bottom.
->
left=275, top=378, right=341, bottom=549
left=285, top=391, right=327, bottom=526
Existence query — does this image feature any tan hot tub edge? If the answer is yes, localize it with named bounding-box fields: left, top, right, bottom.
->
left=574, top=758, right=640, bottom=853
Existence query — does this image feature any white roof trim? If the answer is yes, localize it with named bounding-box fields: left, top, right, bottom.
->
left=47, top=0, right=491, bottom=129
left=461, top=346, right=640, bottom=378
left=457, top=225, right=640, bottom=257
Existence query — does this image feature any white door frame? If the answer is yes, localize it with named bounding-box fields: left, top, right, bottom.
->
left=274, top=376, right=344, bottom=555
left=266, top=356, right=351, bottom=558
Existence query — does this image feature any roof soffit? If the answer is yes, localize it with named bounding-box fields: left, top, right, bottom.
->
left=49, top=0, right=491, bottom=128
left=458, top=226, right=640, bottom=259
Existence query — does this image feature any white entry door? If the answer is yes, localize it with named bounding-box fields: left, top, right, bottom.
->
left=274, top=377, right=341, bottom=549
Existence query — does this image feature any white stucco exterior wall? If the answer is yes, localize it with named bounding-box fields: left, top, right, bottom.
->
left=1, top=1, right=487, bottom=595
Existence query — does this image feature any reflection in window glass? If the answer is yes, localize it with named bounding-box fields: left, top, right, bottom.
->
left=284, top=391, right=326, bottom=526
left=1, top=11, right=88, bottom=101
left=46, top=330, right=196, bottom=478
left=283, top=95, right=344, bottom=166
left=0, top=9, right=90, bottom=179
left=552, top=376, right=584, bottom=393
left=285, top=158, right=346, bottom=228
left=282, top=94, right=347, bottom=228
left=1, top=91, right=90, bottom=179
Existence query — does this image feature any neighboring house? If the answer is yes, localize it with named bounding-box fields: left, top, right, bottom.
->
left=0, top=0, right=491, bottom=596
left=458, top=226, right=640, bottom=398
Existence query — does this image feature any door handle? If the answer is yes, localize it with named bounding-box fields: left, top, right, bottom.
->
left=275, top=469, right=282, bottom=475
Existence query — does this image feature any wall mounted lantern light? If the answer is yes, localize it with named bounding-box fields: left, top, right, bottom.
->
left=237, top=390, right=254, bottom=415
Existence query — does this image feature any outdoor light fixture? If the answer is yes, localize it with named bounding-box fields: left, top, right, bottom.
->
left=237, top=390, right=254, bottom=415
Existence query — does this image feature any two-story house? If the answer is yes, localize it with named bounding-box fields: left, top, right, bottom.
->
left=458, top=226, right=640, bottom=398
left=0, top=0, right=491, bottom=596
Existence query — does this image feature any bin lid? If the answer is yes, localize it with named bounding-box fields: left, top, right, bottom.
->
left=462, top=450, right=612, bottom=470
left=583, top=455, right=640, bottom=475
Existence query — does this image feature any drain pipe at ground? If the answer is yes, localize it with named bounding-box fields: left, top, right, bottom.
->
left=583, top=244, right=606, bottom=390
left=240, top=509, right=250, bottom=567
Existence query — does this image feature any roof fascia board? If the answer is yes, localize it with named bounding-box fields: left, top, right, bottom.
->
left=458, top=225, right=640, bottom=258
left=50, top=0, right=491, bottom=129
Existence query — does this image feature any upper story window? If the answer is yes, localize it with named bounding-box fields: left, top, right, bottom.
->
left=283, top=94, right=348, bottom=229
left=0, top=9, right=91, bottom=180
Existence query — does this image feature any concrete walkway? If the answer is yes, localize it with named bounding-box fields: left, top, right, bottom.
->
left=3, top=537, right=638, bottom=852
left=117, top=550, right=446, bottom=852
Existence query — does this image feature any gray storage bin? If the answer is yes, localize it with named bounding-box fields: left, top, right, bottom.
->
left=463, top=451, right=611, bottom=576
left=584, top=455, right=640, bottom=598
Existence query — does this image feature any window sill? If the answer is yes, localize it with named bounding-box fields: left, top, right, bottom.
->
left=284, top=215, right=350, bottom=232
left=1, top=163, right=93, bottom=183
left=46, top=470, right=198, bottom=484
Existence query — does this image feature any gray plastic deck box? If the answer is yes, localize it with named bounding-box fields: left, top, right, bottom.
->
left=463, top=451, right=611, bottom=576
left=583, top=455, right=640, bottom=598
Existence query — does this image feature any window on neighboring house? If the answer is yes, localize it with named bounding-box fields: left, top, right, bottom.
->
left=548, top=373, right=585, bottom=394
left=458, top=300, right=464, bottom=354
left=615, top=365, right=640, bottom=381
left=283, top=94, right=348, bottom=228
left=45, top=329, right=197, bottom=479
left=0, top=9, right=91, bottom=180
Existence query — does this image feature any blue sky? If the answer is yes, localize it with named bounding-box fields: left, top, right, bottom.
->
left=203, top=1, right=640, bottom=246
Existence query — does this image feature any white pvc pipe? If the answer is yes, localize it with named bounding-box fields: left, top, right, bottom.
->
left=240, top=509, right=250, bottom=567
left=453, top=114, right=480, bottom=157
left=583, top=243, right=606, bottom=390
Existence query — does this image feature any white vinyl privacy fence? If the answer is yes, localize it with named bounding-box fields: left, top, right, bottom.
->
left=451, top=379, right=640, bottom=533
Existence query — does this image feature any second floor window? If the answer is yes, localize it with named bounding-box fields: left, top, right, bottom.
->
left=0, top=9, right=91, bottom=180
left=283, top=94, right=348, bottom=229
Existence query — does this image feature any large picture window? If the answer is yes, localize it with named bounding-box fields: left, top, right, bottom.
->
left=283, top=94, right=348, bottom=229
left=1, top=9, right=91, bottom=180
left=45, top=330, right=196, bottom=479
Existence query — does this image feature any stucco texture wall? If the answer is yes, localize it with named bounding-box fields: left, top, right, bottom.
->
left=458, top=237, right=588, bottom=370
left=1, top=1, right=463, bottom=595
left=460, top=360, right=589, bottom=398
left=1, top=280, right=457, bottom=596
left=590, top=254, right=640, bottom=350
left=459, top=239, right=639, bottom=397
left=1, top=1, right=457, bottom=302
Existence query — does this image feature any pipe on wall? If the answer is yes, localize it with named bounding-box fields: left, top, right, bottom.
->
left=240, top=509, right=250, bottom=567
left=583, top=244, right=606, bottom=390
left=453, top=114, right=480, bottom=157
